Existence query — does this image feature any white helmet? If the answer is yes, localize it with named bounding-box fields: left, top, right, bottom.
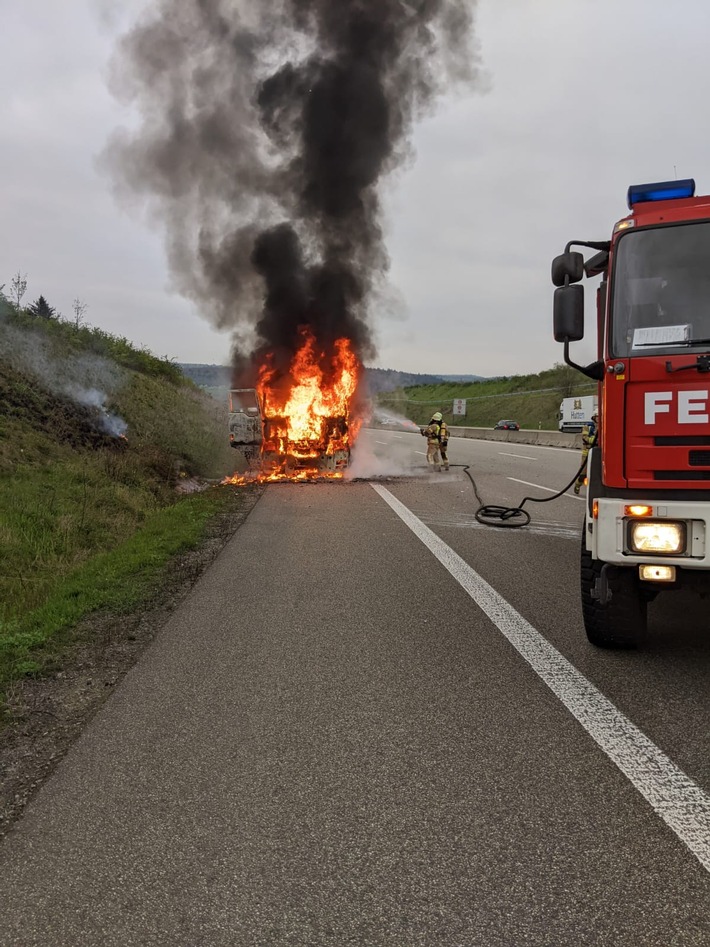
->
left=432, top=412, right=443, bottom=421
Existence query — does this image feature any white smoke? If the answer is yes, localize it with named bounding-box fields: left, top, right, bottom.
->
left=345, top=430, right=427, bottom=480
left=0, top=323, right=126, bottom=393
left=372, top=408, right=421, bottom=432
left=64, top=385, right=129, bottom=438
left=0, top=321, right=129, bottom=436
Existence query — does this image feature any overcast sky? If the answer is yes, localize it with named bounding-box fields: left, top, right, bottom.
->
left=2, top=1, right=709, bottom=376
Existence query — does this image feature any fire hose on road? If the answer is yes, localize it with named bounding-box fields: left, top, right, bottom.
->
left=451, top=456, right=590, bottom=529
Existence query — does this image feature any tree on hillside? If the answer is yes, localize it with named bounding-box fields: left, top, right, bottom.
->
left=9, top=271, right=28, bottom=309
left=72, top=297, right=88, bottom=329
left=0, top=284, right=11, bottom=319
left=28, top=295, right=57, bottom=320
left=555, top=362, right=581, bottom=398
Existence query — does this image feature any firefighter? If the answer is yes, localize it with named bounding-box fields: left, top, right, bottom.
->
left=421, top=411, right=444, bottom=470
left=439, top=417, right=450, bottom=470
left=573, top=413, right=598, bottom=495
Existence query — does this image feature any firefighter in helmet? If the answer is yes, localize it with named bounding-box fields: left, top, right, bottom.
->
left=421, top=411, right=446, bottom=470
left=573, top=413, right=599, bottom=495
left=438, top=416, right=450, bottom=470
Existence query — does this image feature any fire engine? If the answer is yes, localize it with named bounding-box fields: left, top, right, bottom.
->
left=552, top=178, right=710, bottom=647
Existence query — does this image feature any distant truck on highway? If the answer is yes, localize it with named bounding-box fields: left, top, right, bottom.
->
left=557, top=395, right=598, bottom=433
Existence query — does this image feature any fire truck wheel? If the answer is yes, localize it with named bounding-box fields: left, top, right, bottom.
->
left=580, top=541, right=646, bottom=648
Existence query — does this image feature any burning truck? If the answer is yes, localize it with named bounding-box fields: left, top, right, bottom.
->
left=108, top=2, right=475, bottom=490
left=108, top=3, right=476, bottom=490
left=226, top=328, right=360, bottom=482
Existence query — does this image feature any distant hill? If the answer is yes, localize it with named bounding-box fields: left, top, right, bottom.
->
left=180, top=363, right=231, bottom=388
left=177, top=363, right=485, bottom=394
left=364, top=367, right=446, bottom=392
left=376, top=364, right=596, bottom=430
left=437, top=374, right=490, bottom=383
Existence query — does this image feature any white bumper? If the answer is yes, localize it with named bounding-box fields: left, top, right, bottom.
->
left=589, top=498, right=710, bottom=569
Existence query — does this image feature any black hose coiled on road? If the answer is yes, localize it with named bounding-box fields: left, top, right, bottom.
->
left=449, top=457, right=590, bottom=529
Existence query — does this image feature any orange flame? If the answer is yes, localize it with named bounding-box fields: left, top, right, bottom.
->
left=223, top=327, right=362, bottom=485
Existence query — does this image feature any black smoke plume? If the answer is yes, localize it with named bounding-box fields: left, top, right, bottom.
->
left=105, top=0, right=477, bottom=384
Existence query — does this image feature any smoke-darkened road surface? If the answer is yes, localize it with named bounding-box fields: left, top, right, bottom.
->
left=2, top=431, right=710, bottom=945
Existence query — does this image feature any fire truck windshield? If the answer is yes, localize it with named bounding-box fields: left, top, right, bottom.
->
left=611, top=221, right=710, bottom=357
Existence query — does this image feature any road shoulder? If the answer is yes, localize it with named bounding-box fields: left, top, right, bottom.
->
left=0, top=486, right=262, bottom=840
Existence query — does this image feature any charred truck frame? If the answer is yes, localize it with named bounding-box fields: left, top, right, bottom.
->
left=228, top=388, right=350, bottom=477
left=553, top=178, right=710, bottom=647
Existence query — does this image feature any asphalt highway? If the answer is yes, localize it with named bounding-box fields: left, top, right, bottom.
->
left=1, top=429, right=710, bottom=945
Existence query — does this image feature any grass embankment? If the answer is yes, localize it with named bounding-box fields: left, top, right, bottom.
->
left=0, top=305, right=238, bottom=709
left=377, top=365, right=598, bottom=430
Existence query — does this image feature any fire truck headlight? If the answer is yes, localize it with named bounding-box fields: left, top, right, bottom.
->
left=627, top=520, right=686, bottom=555
left=639, top=565, right=676, bottom=583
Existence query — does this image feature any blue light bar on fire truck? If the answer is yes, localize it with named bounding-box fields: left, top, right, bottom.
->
left=627, top=178, right=695, bottom=208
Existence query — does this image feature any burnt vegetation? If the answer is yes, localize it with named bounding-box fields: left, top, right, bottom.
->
left=0, top=284, right=233, bottom=479
left=0, top=285, right=239, bottom=705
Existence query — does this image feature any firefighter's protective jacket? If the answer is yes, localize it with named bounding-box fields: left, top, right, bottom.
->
left=582, top=421, right=598, bottom=449
left=425, top=421, right=441, bottom=444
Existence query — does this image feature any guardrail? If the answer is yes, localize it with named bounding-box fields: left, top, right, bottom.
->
left=370, top=423, right=583, bottom=449
left=448, top=426, right=583, bottom=449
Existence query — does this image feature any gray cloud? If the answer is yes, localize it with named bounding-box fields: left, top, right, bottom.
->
left=1, top=0, right=710, bottom=377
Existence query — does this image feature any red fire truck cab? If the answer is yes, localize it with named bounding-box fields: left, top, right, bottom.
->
left=552, top=178, right=710, bottom=648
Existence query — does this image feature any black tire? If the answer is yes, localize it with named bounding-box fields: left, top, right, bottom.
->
left=580, top=533, right=646, bottom=648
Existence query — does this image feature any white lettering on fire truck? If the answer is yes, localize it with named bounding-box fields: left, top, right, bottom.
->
left=644, top=390, right=709, bottom=424
left=678, top=390, right=709, bottom=424
left=644, top=391, right=672, bottom=424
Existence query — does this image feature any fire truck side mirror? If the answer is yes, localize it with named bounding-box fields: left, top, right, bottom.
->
left=553, top=284, right=585, bottom=342
left=551, top=251, right=584, bottom=288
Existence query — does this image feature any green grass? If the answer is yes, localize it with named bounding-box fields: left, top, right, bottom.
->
left=0, top=489, right=234, bottom=704
left=110, top=372, right=234, bottom=479
left=377, top=364, right=598, bottom=430
left=3, top=305, right=184, bottom=383
left=0, top=302, right=242, bottom=712
left=0, top=431, right=169, bottom=620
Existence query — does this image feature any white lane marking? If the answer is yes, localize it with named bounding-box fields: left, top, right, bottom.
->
left=371, top=483, right=710, bottom=874
left=419, top=512, right=579, bottom=540
left=467, top=440, right=578, bottom=455
left=508, top=477, right=585, bottom=500
left=415, top=451, right=426, bottom=456
left=375, top=440, right=388, bottom=445
left=506, top=443, right=577, bottom=455
left=500, top=452, right=538, bottom=460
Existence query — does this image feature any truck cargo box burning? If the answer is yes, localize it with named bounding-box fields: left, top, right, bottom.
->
left=226, top=329, right=361, bottom=483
